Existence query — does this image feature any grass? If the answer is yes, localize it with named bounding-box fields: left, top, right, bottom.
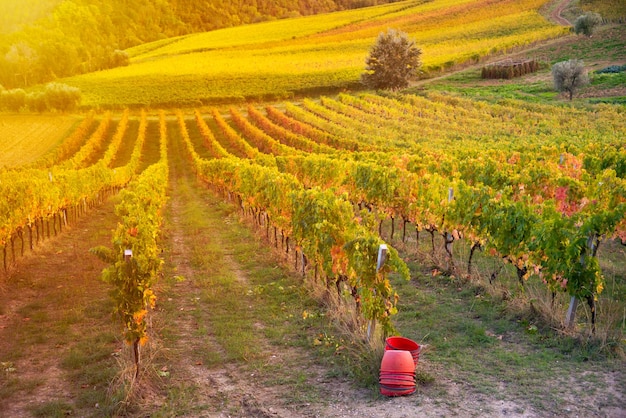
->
left=419, top=24, right=626, bottom=104
left=31, top=401, right=74, bottom=418
left=372, top=220, right=626, bottom=413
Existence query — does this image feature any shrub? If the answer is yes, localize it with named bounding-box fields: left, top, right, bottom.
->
left=552, top=59, right=589, bottom=100
left=27, top=91, right=48, bottom=113
left=0, top=88, right=26, bottom=111
left=110, top=49, right=130, bottom=68
left=573, top=13, right=602, bottom=36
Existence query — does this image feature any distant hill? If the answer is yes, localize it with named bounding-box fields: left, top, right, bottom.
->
left=0, top=0, right=400, bottom=89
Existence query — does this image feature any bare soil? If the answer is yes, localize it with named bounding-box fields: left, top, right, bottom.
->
left=550, top=0, right=572, bottom=26
left=0, top=200, right=120, bottom=417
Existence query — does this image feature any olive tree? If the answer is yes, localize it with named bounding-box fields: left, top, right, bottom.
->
left=361, top=29, right=422, bottom=91
left=552, top=59, right=589, bottom=100
left=44, top=82, right=81, bottom=112
left=574, top=12, right=602, bottom=37
left=0, top=88, right=26, bottom=111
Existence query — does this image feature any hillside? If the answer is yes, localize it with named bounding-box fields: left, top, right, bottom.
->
left=58, top=0, right=569, bottom=108
left=0, top=0, right=399, bottom=89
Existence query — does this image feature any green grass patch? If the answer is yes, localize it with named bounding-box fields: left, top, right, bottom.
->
left=590, top=71, right=626, bottom=88
left=30, top=401, right=74, bottom=418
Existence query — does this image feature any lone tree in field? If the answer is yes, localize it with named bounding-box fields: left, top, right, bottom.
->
left=573, top=12, right=602, bottom=37
left=361, top=29, right=422, bottom=91
left=552, top=59, right=589, bottom=100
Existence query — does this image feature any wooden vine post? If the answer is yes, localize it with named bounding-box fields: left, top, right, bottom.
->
left=565, top=234, right=598, bottom=330
left=444, top=187, right=455, bottom=271
left=367, top=243, right=388, bottom=342
left=124, top=249, right=141, bottom=378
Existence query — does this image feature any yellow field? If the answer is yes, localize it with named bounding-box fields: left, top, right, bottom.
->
left=0, top=114, right=79, bottom=167
left=64, top=0, right=567, bottom=107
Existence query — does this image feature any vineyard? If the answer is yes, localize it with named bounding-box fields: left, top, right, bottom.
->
left=11, top=90, right=619, bottom=341
left=0, top=88, right=624, bottom=414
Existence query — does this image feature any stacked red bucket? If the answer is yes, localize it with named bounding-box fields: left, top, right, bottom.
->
left=379, top=336, right=420, bottom=397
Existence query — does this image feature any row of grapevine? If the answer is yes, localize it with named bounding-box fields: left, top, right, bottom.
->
left=176, top=113, right=410, bottom=336
left=91, top=110, right=169, bottom=377
left=0, top=110, right=148, bottom=272
left=63, top=112, right=112, bottom=169
left=228, top=107, right=300, bottom=156
left=266, top=104, right=366, bottom=152
left=32, top=112, right=95, bottom=168
left=212, top=95, right=626, bottom=331
left=193, top=109, right=230, bottom=159
left=245, top=105, right=335, bottom=154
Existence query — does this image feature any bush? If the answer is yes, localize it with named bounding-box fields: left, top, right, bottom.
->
left=27, top=91, right=48, bottom=113
left=552, top=59, right=589, bottom=100
left=0, top=88, right=26, bottom=111
left=573, top=13, right=603, bottom=36
left=44, top=82, right=81, bottom=112
left=361, top=29, right=422, bottom=91
left=110, top=49, right=130, bottom=68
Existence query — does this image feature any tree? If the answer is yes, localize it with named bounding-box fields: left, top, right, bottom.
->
left=552, top=59, right=589, bottom=100
left=110, top=49, right=130, bottom=68
left=0, top=88, right=26, bottom=112
left=4, top=42, right=38, bottom=87
left=27, top=92, right=48, bottom=113
left=573, top=12, right=602, bottom=37
left=44, top=82, right=81, bottom=112
left=361, top=29, right=422, bottom=91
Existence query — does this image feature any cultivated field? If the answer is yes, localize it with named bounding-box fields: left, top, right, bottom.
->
left=1, top=88, right=625, bottom=416
left=0, top=114, right=79, bottom=168
left=0, top=0, right=625, bottom=417
left=64, top=0, right=567, bottom=107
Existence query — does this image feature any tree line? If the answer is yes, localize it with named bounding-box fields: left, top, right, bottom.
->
left=0, top=0, right=400, bottom=89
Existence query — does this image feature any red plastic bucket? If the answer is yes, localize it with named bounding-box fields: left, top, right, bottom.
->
left=385, top=336, right=420, bottom=366
left=379, top=350, right=416, bottom=397
left=380, top=349, right=415, bottom=374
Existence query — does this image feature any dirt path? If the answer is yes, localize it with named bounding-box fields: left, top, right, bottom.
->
left=0, top=199, right=121, bottom=417
left=151, top=134, right=300, bottom=416
left=145, top=121, right=565, bottom=418
left=551, top=0, right=572, bottom=26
